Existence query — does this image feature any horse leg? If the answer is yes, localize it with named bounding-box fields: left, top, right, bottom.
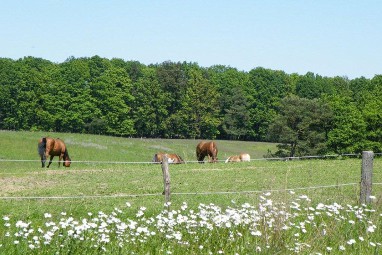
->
left=47, top=156, right=54, bottom=168
left=58, top=154, right=64, bottom=167
left=41, top=154, right=46, bottom=167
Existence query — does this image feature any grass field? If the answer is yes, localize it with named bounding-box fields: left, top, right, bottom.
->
left=1, top=130, right=382, bottom=254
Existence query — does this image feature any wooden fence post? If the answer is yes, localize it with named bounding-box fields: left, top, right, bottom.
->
left=161, top=154, right=171, bottom=204
left=360, top=151, right=374, bottom=204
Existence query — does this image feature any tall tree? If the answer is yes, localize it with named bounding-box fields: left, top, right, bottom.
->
left=169, top=68, right=221, bottom=139
left=326, top=95, right=367, bottom=154
left=207, top=65, right=251, bottom=140
left=221, top=87, right=251, bottom=140
left=91, top=66, right=135, bottom=136
left=268, top=95, right=333, bottom=157
left=248, top=67, right=292, bottom=140
left=132, top=67, right=169, bottom=137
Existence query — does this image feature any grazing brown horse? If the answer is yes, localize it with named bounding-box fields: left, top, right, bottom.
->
left=152, top=153, right=185, bottom=164
left=196, top=141, right=218, bottom=163
left=38, top=137, right=71, bottom=168
left=225, top=153, right=251, bottom=163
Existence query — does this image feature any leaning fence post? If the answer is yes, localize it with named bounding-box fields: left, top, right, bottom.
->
left=161, top=154, right=171, bottom=204
left=360, top=151, right=374, bottom=204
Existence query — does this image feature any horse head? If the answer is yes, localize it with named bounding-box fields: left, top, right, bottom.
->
left=63, top=149, right=71, bottom=167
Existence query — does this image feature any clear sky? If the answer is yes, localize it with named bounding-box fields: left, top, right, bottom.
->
left=1, top=0, right=381, bottom=79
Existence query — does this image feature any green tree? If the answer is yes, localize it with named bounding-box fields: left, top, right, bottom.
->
left=326, top=95, right=367, bottom=154
left=268, top=95, right=333, bottom=157
left=56, top=57, right=95, bottom=133
left=221, top=87, right=251, bottom=140
left=91, top=67, right=135, bottom=136
left=248, top=67, right=292, bottom=140
left=132, top=67, right=169, bottom=137
left=169, top=68, right=221, bottom=139
left=359, top=75, right=382, bottom=152
left=207, top=65, right=251, bottom=140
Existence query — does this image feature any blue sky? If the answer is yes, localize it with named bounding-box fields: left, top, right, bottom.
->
left=1, top=0, right=381, bottom=79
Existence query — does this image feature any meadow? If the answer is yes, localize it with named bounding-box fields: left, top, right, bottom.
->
left=0, top=130, right=381, bottom=254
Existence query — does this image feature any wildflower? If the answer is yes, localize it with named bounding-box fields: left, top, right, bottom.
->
left=326, top=247, right=332, bottom=251
left=369, top=195, right=376, bottom=200
left=339, top=245, right=345, bottom=251
left=348, top=220, right=355, bottom=224
left=15, top=220, right=29, bottom=228
left=44, top=213, right=52, bottom=218
left=3, top=216, right=10, bottom=221
left=29, top=244, right=35, bottom=249
left=126, top=202, right=131, bottom=207
left=359, top=236, right=364, bottom=241
left=367, top=225, right=376, bottom=233
left=251, top=230, right=262, bottom=236
left=370, top=242, right=376, bottom=247
left=199, top=245, right=203, bottom=250
left=14, top=240, right=19, bottom=245
left=347, top=239, right=356, bottom=245
left=174, top=232, right=182, bottom=241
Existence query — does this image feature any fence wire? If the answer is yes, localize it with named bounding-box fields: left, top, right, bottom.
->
left=0, top=153, right=380, bottom=201
left=0, top=183, right=363, bottom=200
left=1, top=152, right=381, bottom=165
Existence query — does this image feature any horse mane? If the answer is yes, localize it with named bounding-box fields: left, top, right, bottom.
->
left=64, top=148, right=70, bottom=160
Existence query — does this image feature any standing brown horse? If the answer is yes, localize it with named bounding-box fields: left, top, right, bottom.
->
left=38, top=137, right=71, bottom=168
left=153, top=153, right=185, bottom=164
left=196, top=141, right=218, bottom=163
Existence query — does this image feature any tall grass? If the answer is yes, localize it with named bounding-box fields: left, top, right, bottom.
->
left=1, top=131, right=381, bottom=254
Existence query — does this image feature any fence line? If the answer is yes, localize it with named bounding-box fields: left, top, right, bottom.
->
left=0, top=182, right=360, bottom=200
left=1, top=152, right=381, bottom=165
left=1, top=153, right=381, bottom=201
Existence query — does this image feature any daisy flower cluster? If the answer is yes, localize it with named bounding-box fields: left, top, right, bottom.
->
left=1, top=193, right=381, bottom=254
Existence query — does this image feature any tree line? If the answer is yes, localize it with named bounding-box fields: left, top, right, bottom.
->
left=0, top=56, right=381, bottom=156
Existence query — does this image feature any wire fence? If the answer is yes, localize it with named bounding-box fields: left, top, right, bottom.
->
left=0, top=183, right=369, bottom=200
left=1, top=152, right=381, bottom=165
left=0, top=152, right=381, bottom=201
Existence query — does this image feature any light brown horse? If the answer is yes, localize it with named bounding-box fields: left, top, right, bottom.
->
left=196, top=141, right=218, bottom=163
left=152, top=153, right=185, bottom=164
left=225, top=153, right=251, bottom=163
left=38, top=137, right=71, bottom=168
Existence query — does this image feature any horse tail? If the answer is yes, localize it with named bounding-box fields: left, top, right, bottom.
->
left=38, top=137, right=47, bottom=156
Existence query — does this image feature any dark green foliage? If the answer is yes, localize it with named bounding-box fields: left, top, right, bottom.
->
left=247, top=67, right=293, bottom=140
left=326, top=95, right=367, bottom=154
left=268, top=95, right=333, bottom=157
left=0, top=56, right=380, bottom=154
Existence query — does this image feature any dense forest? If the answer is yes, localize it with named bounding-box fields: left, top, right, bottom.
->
left=1, top=56, right=381, bottom=156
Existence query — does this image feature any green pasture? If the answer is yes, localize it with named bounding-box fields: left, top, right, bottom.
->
left=1, top=130, right=381, bottom=219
